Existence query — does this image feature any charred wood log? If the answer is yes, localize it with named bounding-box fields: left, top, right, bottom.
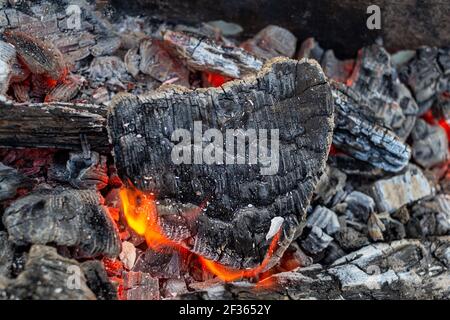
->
left=108, top=58, right=334, bottom=268
left=332, top=82, right=411, bottom=173
left=0, top=245, right=96, bottom=300
left=2, top=187, right=121, bottom=258
left=0, top=100, right=109, bottom=152
left=180, top=237, right=450, bottom=300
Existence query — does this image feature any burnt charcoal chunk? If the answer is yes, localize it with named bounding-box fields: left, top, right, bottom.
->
left=411, top=119, right=449, bottom=168
left=0, top=232, right=15, bottom=277
left=0, top=162, right=30, bottom=201
left=3, top=187, right=120, bottom=258
left=120, top=271, right=160, bottom=300
left=332, top=82, right=411, bottom=173
left=139, top=38, right=190, bottom=87
left=81, top=260, right=117, bottom=300
left=400, top=47, right=449, bottom=113
left=163, top=30, right=263, bottom=78
left=133, top=248, right=181, bottom=279
left=370, top=165, right=433, bottom=213
left=407, top=195, right=450, bottom=237
left=348, top=45, right=418, bottom=139
left=48, top=151, right=109, bottom=190
left=108, top=58, right=334, bottom=268
left=241, top=25, right=297, bottom=59
left=0, top=245, right=95, bottom=300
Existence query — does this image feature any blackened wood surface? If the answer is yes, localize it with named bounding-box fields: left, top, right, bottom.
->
left=0, top=101, right=108, bottom=152
left=108, top=58, right=334, bottom=268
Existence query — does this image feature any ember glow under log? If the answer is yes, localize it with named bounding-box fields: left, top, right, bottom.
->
left=109, top=58, right=334, bottom=269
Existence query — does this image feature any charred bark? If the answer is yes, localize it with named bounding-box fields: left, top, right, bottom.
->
left=108, top=58, right=334, bottom=268
left=0, top=100, right=109, bottom=152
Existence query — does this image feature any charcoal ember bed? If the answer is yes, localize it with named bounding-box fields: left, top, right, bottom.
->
left=0, top=0, right=449, bottom=300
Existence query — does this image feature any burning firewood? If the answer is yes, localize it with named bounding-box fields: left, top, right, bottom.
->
left=4, top=29, right=67, bottom=81
left=108, top=57, right=334, bottom=268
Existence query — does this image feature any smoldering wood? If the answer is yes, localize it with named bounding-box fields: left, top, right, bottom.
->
left=180, top=237, right=450, bottom=300
left=0, top=245, right=96, bottom=300
left=300, top=226, right=333, bottom=255
left=162, top=30, right=263, bottom=78
left=332, top=82, right=411, bottom=173
left=410, top=119, right=449, bottom=169
left=108, top=58, right=334, bottom=268
left=0, top=162, right=30, bottom=201
left=341, top=191, right=375, bottom=222
left=0, top=40, right=16, bottom=94
left=3, top=187, right=121, bottom=258
left=0, top=100, right=109, bottom=152
left=306, top=206, right=340, bottom=236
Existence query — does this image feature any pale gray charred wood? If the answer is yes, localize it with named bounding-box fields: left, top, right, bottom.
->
left=2, top=187, right=121, bottom=258
left=180, top=237, right=450, bottom=300
left=0, top=245, right=96, bottom=300
left=108, top=58, right=334, bottom=268
left=0, top=100, right=109, bottom=152
left=162, top=30, right=263, bottom=78
left=332, top=81, right=411, bottom=173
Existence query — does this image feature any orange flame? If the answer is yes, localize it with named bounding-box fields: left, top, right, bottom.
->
left=119, top=186, right=281, bottom=282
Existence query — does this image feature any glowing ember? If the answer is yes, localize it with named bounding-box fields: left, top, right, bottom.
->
left=204, top=72, right=233, bottom=87
left=119, top=185, right=281, bottom=282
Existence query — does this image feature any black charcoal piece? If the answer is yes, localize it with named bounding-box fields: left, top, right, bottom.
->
left=332, top=82, right=411, bottom=173
left=3, top=187, right=120, bottom=258
left=81, top=260, right=118, bottom=300
left=0, top=245, right=96, bottom=300
left=108, top=58, right=334, bottom=268
left=410, top=119, right=449, bottom=168
left=48, top=151, right=109, bottom=190
left=241, top=25, right=297, bottom=60
left=0, top=162, right=30, bottom=201
left=162, top=30, right=263, bottom=78
left=348, top=45, right=418, bottom=139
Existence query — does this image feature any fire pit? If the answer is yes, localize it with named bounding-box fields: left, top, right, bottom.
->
left=0, top=0, right=449, bottom=301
